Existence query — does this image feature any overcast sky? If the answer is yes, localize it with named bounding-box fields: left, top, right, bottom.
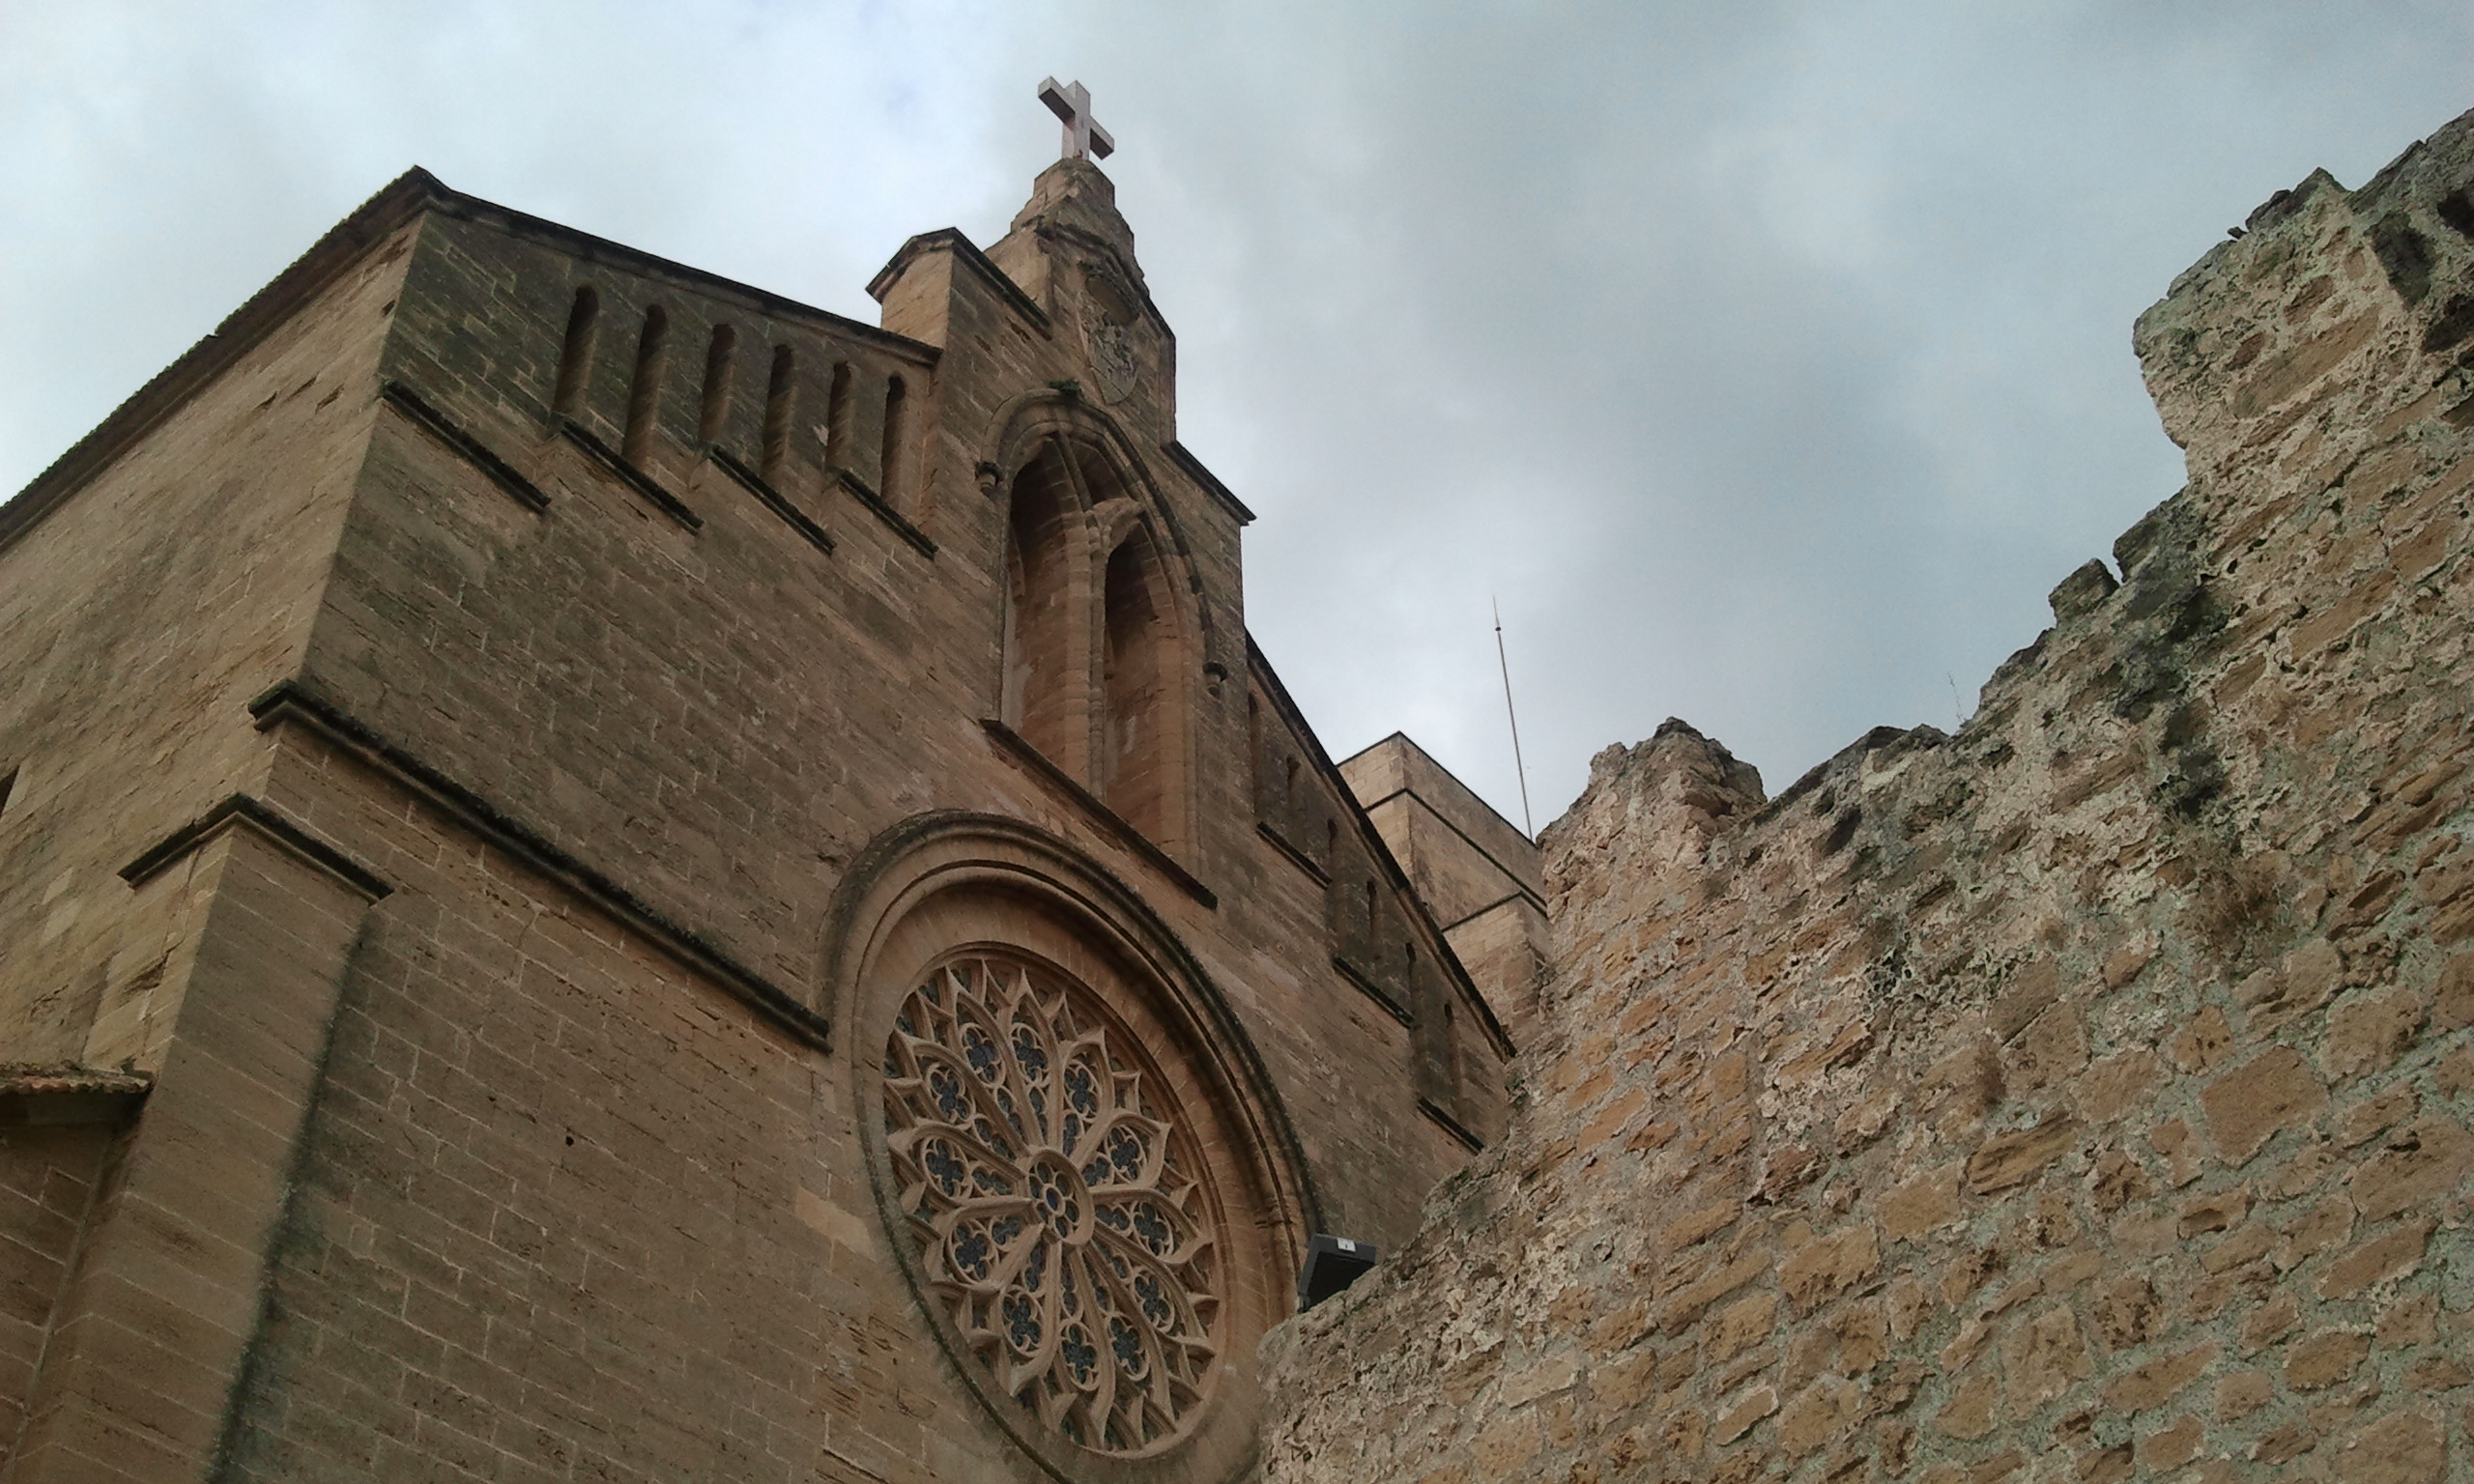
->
left=5, top=3, right=2469, bottom=831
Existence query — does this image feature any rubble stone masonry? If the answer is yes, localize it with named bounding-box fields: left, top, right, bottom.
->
left=1263, top=108, right=2474, bottom=1484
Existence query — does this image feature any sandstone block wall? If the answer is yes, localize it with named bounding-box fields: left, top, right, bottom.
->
left=0, top=1121, right=114, bottom=1448
left=1263, top=108, right=2474, bottom=1484
left=333, top=179, right=1503, bottom=1252
left=1342, top=733, right=1550, bottom=1047
left=2, top=161, right=1512, bottom=1481
left=0, top=222, right=417, bottom=1064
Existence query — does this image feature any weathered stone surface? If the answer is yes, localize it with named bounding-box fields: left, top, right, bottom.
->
left=1937, top=1372, right=2002, bottom=1441
left=1266, top=104, right=2474, bottom=1484
left=2202, top=1047, right=2330, bottom=1166
left=2286, top=1328, right=2373, bottom=1390
left=2348, top=1115, right=2474, bottom=1220
left=1999, top=1305, right=2089, bottom=1412
left=1705, top=1291, right=1777, bottom=1364
left=2104, top=1343, right=2217, bottom=1413
left=2331, top=1409, right=2447, bottom=1484
left=2217, top=1370, right=2275, bottom=1422
left=2090, top=1275, right=2162, bottom=1352
left=1774, top=1375, right=1857, bottom=1456
left=1967, top=1115, right=2080, bottom=1194
left=1256, top=103, right=2474, bottom=1484
left=1711, top=1384, right=1777, bottom=1445
left=2318, top=1218, right=2435, bottom=1298
left=1778, top=1223, right=1880, bottom=1313
left=1881, top=1162, right=1964, bottom=1242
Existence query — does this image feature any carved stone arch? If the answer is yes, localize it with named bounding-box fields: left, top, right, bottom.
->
left=983, top=388, right=1218, bottom=662
left=1003, top=437, right=1098, bottom=778
left=990, top=392, right=1211, bottom=855
left=1092, top=495, right=1149, bottom=552
left=819, top=812, right=1319, bottom=1484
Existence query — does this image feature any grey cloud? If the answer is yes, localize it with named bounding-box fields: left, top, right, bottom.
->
left=6, top=1, right=2467, bottom=828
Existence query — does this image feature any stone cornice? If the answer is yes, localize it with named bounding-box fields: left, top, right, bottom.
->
left=866, top=226, right=1055, bottom=336
left=121, top=791, right=392, bottom=900
left=0, top=1065, right=154, bottom=1127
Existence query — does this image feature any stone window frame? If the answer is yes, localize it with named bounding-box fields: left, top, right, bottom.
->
left=984, top=391, right=1215, bottom=864
left=819, top=812, right=1319, bottom=1484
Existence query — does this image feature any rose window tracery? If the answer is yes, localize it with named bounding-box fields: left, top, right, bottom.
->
left=880, top=953, right=1221, bottom=1455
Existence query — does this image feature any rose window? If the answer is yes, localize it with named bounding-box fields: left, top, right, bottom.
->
left=880, top=953, right=1221, bottom=1455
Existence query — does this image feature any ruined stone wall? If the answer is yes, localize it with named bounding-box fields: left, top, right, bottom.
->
left=1263, top=109, right=2474, bottom=1484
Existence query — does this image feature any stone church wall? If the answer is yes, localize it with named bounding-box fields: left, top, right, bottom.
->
left=317, top=192, right=1500, bottom=1256
left=217, top=736, right=964, bottom=1481
left=0, top=222, right=418, bottom=1065
left=1263, top=109, right=2474, bottom=1484
left=0, top=1122, right=116, bottom=1453
left=0, top=226, right=417, bottom=1457
left=198, top=186, right=1504, bottom=1479
left=0, top=159, right=1515, bottom=1481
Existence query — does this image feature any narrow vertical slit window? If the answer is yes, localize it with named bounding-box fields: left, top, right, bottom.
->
left=698, top=324, right=737, bottom=443
left=879, top=374, right=908, bottom=502
left=824, top=361, right=853, bottom=470
left=622, top=304, right=670, bottom=466
left=552, top=285, right=600, bottom=418
left=1433, top=992, right=1463, bottom=1105
left=762, top=345, right=797, bottom=482
left=1247, top=696, right=1263, bottom=817
left=1413, top=962, right=1466, bottom=1122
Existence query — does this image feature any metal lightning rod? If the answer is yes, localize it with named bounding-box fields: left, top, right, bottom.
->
left=1493, top=597, right=1535, bottom=841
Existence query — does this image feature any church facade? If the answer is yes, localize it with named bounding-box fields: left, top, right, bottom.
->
left=0, top=141, right=1527, bottom=1483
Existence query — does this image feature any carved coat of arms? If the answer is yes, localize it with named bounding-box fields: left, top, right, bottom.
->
left=1086, top=319, right=1138, bottom=405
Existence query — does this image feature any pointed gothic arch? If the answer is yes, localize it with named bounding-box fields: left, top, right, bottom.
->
left=992, top=394, right=1201, bottom=856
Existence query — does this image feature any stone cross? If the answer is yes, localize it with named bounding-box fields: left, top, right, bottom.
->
left=1038, top=77, right=1114, bottom=161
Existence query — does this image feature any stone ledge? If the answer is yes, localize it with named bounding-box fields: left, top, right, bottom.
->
left=379, top=379, right=549, bottom=512
left=0, top=1065, right=153, bottom=1127
left=247, top=679, right=832, bottom=1051
left=979, top=718, right=1216, bottom=908
left=828, top=465, right=937, bottom=556
left=707, top=446, right=834, bottom=554
left=1257, top=818, right=1332, bottom=886
left=120, top=790, right=392, bottom=900
left=557, top=417, right=701, bottom=529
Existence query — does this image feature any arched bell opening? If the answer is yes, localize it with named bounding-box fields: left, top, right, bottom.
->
left=1002, top=440, right=1091, bottom=780
left=1102, top=524, right=1187, bottom=855
left=994, top=413, right=1201, bottom=860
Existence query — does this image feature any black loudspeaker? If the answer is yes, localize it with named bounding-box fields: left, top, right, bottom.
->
left=1297, top=1233, right=1379, bottom=1310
